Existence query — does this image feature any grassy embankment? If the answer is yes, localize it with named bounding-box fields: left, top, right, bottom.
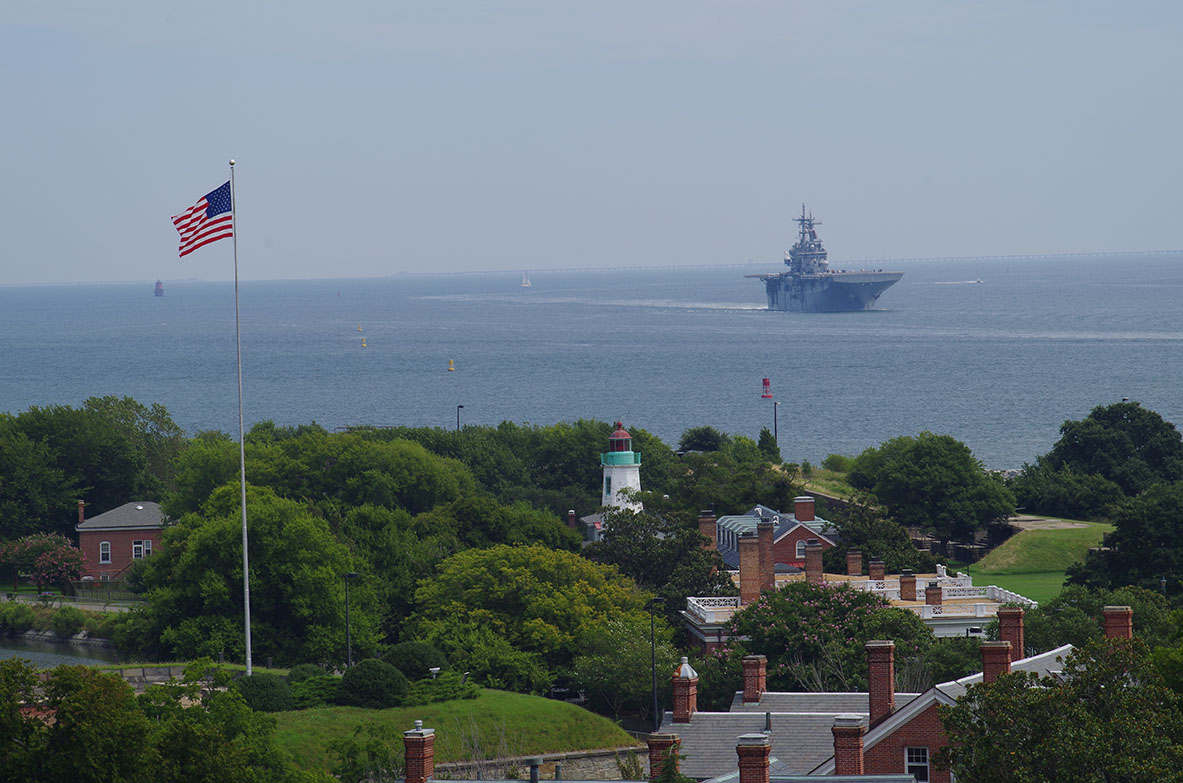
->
left=271, top=688, right=638, bottom=776
left=968, top=519, right=1112, bottom=604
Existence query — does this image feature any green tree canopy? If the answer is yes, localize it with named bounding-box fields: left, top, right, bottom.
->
left=570, top=616, right=681, bottom=720
left=124, top=485, right=380, bottom=666
left=1067, top=481, right=1183, bottom=592
left=939, top=638, right=1183, bottom=783
left=820, top=494, right=939, bottom=575
left=849, top=432, right=1014, bottom=546
left=583, top=507, right=735, bottom=622
left=723, top=581, right=933, bottom=693
left=407, top=544, right=650, bottom=690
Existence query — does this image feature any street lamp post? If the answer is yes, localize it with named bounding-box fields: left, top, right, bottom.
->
left=456, top=404, right=464, bottom=432
left=344, top=572, right=359, bottom=667
left=773, top=401, right=781, bottom=446
left=647, top=596, right=666, bottom=732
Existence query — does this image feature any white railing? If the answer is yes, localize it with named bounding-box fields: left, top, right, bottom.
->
left=945, top=586, right=988, bottom=599
left=986, top=585, right=1038, bottom=608
left=685, top=596, right=741, bottom=624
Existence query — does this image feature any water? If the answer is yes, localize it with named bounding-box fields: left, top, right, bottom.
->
left=0, top=636, right=121, bottom=668
left=3, top=255, right=1182, bottom=469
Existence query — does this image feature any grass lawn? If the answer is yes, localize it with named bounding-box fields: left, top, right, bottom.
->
left=967, top=520, right=1113, bottom=604
left=271, top=689, right=637, bottom=775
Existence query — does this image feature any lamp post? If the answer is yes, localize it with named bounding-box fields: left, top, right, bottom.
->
left=456, top=404, right=464, bottom=432
left=344, top=572, right=359, bottom=667
left=647, top=596, right=666, bottom=732
left=773, top=401, right=781, bottom=446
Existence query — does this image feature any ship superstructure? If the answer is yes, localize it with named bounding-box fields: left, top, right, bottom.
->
left=747, top=206, right=902, bottom=312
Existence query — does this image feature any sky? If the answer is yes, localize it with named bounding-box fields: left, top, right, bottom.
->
left=2, top=1, right=1180, bottom=284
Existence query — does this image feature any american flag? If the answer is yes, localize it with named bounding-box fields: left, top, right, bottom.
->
left=171, top=181, right=233, bottom=258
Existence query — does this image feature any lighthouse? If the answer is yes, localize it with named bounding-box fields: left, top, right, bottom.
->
left=601, top=422, right=642, bottom=511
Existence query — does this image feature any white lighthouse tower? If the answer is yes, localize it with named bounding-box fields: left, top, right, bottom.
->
left=601, top=422, right=642, bottom=511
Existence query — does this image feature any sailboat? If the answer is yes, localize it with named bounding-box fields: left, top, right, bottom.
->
left=521, top=271, right=532, bottom=288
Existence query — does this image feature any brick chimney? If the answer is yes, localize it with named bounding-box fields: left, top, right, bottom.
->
left=925, top=585, right=943, bottom=606
left=804, top=540, right=823, bottom=585
left=567, top=510, right=577, bottom=530
left=739, top=532, right=761, bottom=604
left=77, top=499, right=86, bottom=525
left=647, top=734, right=681, bottom=782
left=793, top=496, right=815, bottom=522
left=404, top=720, right=435, bottom=783
left=867, top=641, right=895, bottom=726
left=846, top=549, right=863, bottom=577
left=757, top=520, right=775, bottom=593
left=981, top=641, right=1012, bottom=683
left=736, top=733, right=771, bottom=783
left=831, top=715, right=866, bottom=775
left=1103, top=605, right=1133, bottom=639
left=672, top=657, right=698, bottom=723
left=997, top=607, right=1025, bottom=661
left=868, top=559, right=886, bottom=581
left=742, top=655, right=767, bottom=704
left=698, top=511, right=717, bottom=551
left=899, top=570, right=916, bottom=601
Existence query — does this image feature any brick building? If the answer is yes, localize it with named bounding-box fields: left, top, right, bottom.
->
left=75, top=500, right=166, bottom=581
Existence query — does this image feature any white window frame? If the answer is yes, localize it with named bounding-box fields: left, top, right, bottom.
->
left=100, top=574, right=111, bottom=582
left=143, top=539, right=152, bottom=557
left=795, top=539, right=806, bottom=559
left=99, top=541, right=111, bottom=564
left=132, top=541, right=144, bottom=559
left=905, top=746, right=930, bottom=782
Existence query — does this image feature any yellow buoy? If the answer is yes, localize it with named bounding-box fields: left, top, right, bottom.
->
left=361, top=337, right=367, bottom=348
left=448, top=359, right=455, bottom=371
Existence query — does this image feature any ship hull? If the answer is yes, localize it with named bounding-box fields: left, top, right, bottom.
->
left=755, top=271, right=902, bottom=312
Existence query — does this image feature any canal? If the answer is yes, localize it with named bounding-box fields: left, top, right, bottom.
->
left=0, top=636, right=122, bottom=668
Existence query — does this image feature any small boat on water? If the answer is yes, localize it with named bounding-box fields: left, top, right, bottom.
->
left=521, top=272, right=532, bottom=288
left=154, top=280, right=164, bottom=297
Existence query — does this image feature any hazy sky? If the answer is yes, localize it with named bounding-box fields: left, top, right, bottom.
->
left=3, top=1, right=1180, bottom=284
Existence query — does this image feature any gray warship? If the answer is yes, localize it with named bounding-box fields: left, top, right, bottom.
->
left=747, top=206, right=902, bottom=312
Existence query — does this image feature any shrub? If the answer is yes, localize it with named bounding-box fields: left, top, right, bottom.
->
left=51, top=606, right=86, bottom=637
left=386, top=641, right=447, bottom=681
left=286, top=663, right=323, bottom=683
left=404, top=670, right=480, bottom=706
left=0, top=603, right=37, bottom=632
left=291, top=674, right=341, bottom=709
left=821, top=453, right=855, bottom=472
left=336, top=659, right=408, bottom=709
left=235, top=672, right=294, bottom=712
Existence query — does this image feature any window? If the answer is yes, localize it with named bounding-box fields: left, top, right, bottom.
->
left=99, top=541, right=111, bottom=564
left=796, top=540, right=806, bottom=560
left=132, top=541, right=144, bottom=559
left=906, top=747, right=930, bottom=782
left=100, top=574, right=110, bottom=582
left=143, top=539, right=152, bottom=557
left=604, top=476, right=612, bottom=496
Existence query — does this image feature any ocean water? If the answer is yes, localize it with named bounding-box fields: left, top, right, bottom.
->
left=2, top=255, right=1182, bottom=470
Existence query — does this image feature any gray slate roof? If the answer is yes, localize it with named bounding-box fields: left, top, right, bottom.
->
left=934, top=643, right=1072, bottom=700
left=715, top=506, right=837, bottom=570
left=76, top=501, right=164, bottom=531
left=729, top=692, right=920, bottom=715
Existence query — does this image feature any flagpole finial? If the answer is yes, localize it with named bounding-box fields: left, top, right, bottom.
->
left=229, top=159, right=236, bottom=166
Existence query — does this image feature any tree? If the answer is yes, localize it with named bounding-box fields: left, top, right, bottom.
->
left=570, top=617, right=681, bottom=719
left=407, top=545, right=650, bottom=690
left=939, top=638, right=1183, bottom=783
left=1004, top=585, right=1174, bottom=656
left=1067, top=481, right=1183, bottom=592
left=679, top=426, right=727, bottom=453
left=123, top=485, right=380, bottom=666
left=0, top=422, right=79, bottom=539
left=583, top=507, right=735, bottom=622
left=724, top=581, right=933, bottom=692
left=757, top=428, right=781, bottom=463
left=849, top=432, right=1014, bottom=550
left=0, top=533, right=83, bottom=591
left=820, top=494, right=938, bottom=575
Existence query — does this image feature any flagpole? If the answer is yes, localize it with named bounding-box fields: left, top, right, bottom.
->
left=229, top=159, right=253, bottom=675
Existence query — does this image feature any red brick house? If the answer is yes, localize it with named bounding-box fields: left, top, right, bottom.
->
left=75, top=500, right=165, bottom=582
left=711, top=499, right=837, bottom=572
left=659, top=606, right=1135, bottom=781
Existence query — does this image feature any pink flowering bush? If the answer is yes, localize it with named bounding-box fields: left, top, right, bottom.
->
left=725, top=581, right=932, bottom=692
left=0, top=533, right=86, bottom=590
